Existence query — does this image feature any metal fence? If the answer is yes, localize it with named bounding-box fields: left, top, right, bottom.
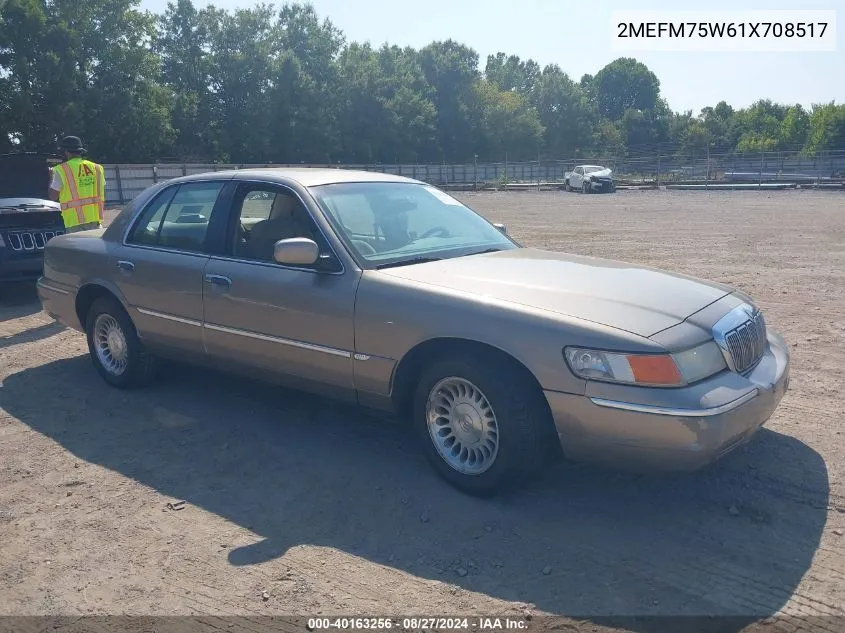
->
left=102, top=150, right=845, bottom=204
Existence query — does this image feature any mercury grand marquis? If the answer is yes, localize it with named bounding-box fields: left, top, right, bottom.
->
left=37, top=168, right=790, bottom=495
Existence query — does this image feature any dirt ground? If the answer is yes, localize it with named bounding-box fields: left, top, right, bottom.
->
left=1, top=189, right=844, bottom=632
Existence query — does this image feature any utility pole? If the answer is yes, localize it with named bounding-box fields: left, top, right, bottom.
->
left=474, top=153, right=478, bottom=190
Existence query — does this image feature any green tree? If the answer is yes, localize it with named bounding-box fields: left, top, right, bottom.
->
left=780, top=104, right=810, bottom=151
left=590, top=57, right=661, bottom=121
left=419, top=40, right=481, bottom=162
left=155, top=0, right=218, bottom=160
left=531, top=64, right=595, bottom=157
left=0, top=0, right=174, bottom=160
left=484, top=52, right=540, bottom=95
left=378, top=45, right=439, bottom=162
left=204, top=4, right=279, bottom=163
left=473, top=79, right=543, bottom=160
left=337, top=43, right=389, bottom=162
left=803, top=102, right=845, bottom=154
left=276, top=2, right=344, bottom=162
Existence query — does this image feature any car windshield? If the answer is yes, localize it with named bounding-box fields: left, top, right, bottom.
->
left=310, top=181, right=517, bottom=267
left=584, top=165, right=605, bottom=174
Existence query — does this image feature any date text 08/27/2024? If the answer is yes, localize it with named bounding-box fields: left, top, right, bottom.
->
left=307, top=617, right=529, bottom=631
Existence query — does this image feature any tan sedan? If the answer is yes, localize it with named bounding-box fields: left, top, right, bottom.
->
left=37, top=169, right=790, bottom=495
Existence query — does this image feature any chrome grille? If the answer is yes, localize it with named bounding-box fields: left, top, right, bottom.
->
left=723, top=311, right=767, bottom=373
left=4, top=230, right=63, bottom=252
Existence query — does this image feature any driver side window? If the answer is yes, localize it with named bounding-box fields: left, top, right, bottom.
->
left=232, top=186, right=317, bottom=263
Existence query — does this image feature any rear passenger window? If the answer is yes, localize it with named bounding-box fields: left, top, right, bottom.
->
left=128, top=181, right=224, bottom=252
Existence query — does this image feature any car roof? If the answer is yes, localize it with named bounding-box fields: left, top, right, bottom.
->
left=175, top=167, right=423, bottom=188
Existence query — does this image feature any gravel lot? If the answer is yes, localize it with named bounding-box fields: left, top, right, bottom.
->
left=1, top=189, right=844, bottom=632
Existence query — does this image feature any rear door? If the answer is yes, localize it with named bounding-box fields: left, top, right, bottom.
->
left=200, top=180, right=359, bottom=391
left=111, top=179, right=229, bottom=357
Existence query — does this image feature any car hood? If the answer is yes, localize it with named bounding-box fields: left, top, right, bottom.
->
left=0, top=152, right=60, bottom=199
left=585, top=168, right=612, bottom=178
left=376, top=248, right=732, bottom=338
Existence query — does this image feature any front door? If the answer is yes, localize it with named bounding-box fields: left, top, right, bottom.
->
left=112, top=180, right=227, bottom=357
left=201, top=182, right=360, bottom=392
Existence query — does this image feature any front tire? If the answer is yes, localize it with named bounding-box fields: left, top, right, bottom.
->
left=85, top=296, right=156, bottom=388
left=412, top=355, right=554, bottom=496
left=582, top=181, right=589, bottom=194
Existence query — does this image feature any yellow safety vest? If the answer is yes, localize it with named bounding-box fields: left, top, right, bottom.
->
left=55, top=157, right=105, bottom=228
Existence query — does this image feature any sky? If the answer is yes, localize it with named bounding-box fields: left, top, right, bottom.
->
left=137, top=0, right=843, bottom=116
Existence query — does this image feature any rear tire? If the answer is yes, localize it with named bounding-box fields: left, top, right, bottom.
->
left=412, top=355, right=554, bottom=496
left=85, top=296, right=156, bottom=389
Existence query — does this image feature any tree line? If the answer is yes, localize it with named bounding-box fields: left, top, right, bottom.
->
left=2, top=0, right=844, bottom=164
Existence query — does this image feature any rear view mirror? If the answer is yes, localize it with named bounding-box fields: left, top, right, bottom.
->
left=273, top=237, right=319, bottom=266
left=493, top=223, right=507, bottom=235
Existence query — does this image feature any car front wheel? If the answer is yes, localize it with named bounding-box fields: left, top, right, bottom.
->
left=412, top=355, right=553, bottom=496
left=85, top=296, right=156, bottom=388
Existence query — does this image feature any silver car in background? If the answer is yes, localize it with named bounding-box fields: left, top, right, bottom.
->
left=565, top=165, right=616, bottom=193
left=37, top=169, right=789, bottom=495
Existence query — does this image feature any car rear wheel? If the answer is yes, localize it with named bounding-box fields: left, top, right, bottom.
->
left=565, top=180, right=572, bottom=192
left=412, top=355, right=553, bottom=496
left=85, top=296, right=156, bottom=388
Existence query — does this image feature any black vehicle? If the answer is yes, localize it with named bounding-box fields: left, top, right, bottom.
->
left=0, top=152, right=67, bottom=283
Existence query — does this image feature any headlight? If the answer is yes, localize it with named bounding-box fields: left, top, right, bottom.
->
left=564, top=341, right=726, bottom=386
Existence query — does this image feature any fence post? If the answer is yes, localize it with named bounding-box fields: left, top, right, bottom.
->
left=760, top=152, right=764, bottom=187
left=657, top=154, right=660, bottom=188
left=152, top=165, right=158, bottom=184
left=115, top=165, right=124, bottom=204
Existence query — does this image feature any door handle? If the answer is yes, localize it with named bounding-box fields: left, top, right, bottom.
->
left=117, top=260, right=135, bottom=272
left=204, top=274, right=232, bottom=287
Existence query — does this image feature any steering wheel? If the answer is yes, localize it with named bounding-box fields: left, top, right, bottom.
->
left=352, top=239, right=378, bottom=256
left=419, top=226, right=450, bottom=239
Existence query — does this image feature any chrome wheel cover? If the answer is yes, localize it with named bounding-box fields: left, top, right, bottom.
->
left=426, top=377, right=499, bottom=475
left=93, top=314, right=129, bottom=376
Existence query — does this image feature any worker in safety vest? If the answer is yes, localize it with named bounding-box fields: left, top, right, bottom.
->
left=48, top=135, right=105, bottom=232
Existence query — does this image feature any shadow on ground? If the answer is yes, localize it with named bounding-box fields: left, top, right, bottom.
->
left=2, top=356, right=829, bottom=632
left=0, top=321, right=66, bottom=349
left=0, top=281, right=41, bottom=318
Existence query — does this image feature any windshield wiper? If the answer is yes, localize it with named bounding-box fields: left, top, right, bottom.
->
left=464, top=247, right=504, bottom=257
left=375, top=256, right=442, bottom=270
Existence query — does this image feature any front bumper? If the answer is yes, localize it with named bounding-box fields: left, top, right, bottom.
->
left=587, top=179, right=615, bottom=192
left=0, top=253, right=44, bottom=282
left=544, top=332, right=790, bottom=471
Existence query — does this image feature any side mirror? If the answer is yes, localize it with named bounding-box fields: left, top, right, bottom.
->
left=493, top=223, right=508, bottom=235
left=273, top=237, right=320, bottom=266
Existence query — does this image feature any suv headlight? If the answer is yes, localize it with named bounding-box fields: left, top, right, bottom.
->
left=564, top=341, right=726, bottom=386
